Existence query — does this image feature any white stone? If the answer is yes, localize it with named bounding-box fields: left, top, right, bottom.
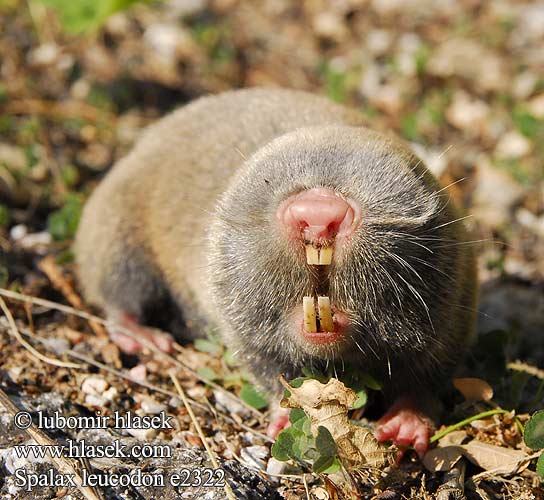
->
left=27, top=43, right=59, bottom=66
left=472, top=158, right=524, bottom=230
left=10, top=225, right=27, bottom=241
left=102, top=386, right=119, bottom=402
left=85, top=394, right=107, bottom=407
left=81, top=376, right=109, bottom=395
left=446, top=92, right=489, bottom=134
left=409, top=143, right=449, bottom=177
left=213, top=390, right=250, bottom=416
left=127, top=427, right=158, bottom=440
left=366, top=29, right=391, bottom=55
left=0, top=143, right=26, bottom=170
left=313, top=11, right=347, bottom=41
left=511, top=71, right=538, bottom=100
left=266, top=457, right=290, bottom=476
left=528, top=94, right=544, bottom=119
left=495, top=131, right=532, bottom=158
left=141, top=398, right=167, bottom=414
left=240, top=445, right=269, bottom=471
left=19, top=231, right=52, bottom=249
left=144, top=23, right=189, bottom=60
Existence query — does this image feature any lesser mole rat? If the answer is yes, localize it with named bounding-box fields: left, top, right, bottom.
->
left=75, top=88, right=477, bottom=456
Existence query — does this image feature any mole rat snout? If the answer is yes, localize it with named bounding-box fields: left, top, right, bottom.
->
left=277, top=187, right=360, bottom=265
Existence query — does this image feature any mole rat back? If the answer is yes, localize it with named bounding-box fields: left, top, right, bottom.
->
left=75, top=88, right=477, bottom=454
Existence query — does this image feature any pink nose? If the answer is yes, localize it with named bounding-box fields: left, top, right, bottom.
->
left=278, top=188, right=357, bottom=242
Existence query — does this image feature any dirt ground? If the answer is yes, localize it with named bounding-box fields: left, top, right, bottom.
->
left=1, top=0, right=544, bottom=499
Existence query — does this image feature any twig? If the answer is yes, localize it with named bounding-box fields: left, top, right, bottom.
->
left=169, top=371, right=236, bottom=500
left=508, top=360, right=544, bottom=380
left=0, top=287, right=263, bottom=418
left=430, top=409, right=510, bottom=444
left=4, top=99, right=115, bottom=124
left=0, top=296, right=80, bottom=369
left=303, top=473, right=311, bottom=500
left=0, top=387, right=105, bottom=500
left=38, top=256, right=107, bottom=338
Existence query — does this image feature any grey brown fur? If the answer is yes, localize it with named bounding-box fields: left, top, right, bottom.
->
left=75, top=88, right=477, bottom=401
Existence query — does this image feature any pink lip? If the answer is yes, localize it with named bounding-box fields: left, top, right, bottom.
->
left=299, top=310, right=349, bottom=345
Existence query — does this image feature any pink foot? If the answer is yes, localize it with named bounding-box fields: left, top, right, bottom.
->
left=108, top=312, right=174, bottom=354
left=375, top=399, right=432, bottom=459
left=266, top=408, right=290, bottom=438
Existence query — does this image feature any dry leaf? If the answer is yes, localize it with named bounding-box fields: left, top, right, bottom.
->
left=279, top=377, right=394, bottom=469
left=423, top=446, right=464, bottom=472
left=438, top=430, right=468, bottom=447
left=462, top=440, right=528, bottom=474
left=453, top=378, right=494, bottom=401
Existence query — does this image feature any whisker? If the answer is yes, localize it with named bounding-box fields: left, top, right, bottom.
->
left=430, top=214, right=473, bottom=231
left=436, top=176, right=467, bottom=194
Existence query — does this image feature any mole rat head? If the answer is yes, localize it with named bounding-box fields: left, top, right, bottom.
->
left=208, top=125, right=453, bottom=371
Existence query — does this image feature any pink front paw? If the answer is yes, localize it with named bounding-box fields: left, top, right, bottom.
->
left=267, top=408, right=290, bottom=438
left=375, top=400, right=432, bottom=459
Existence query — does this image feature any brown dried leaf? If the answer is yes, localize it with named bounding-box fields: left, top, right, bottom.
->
left=423, top=446, right=464, bottom=472
left=453, top=378, right=494, bottom=401
left=438, top=430, right=468, bottom=447
left=279, top=377, right=394, bottom=469
left=462, top=440, right=528, bottom=474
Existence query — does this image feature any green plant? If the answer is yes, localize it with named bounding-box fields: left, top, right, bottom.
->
left=33, top=0, right=148, bottom=34
left=272, top=408, right=341, bottom=474
left=524, top=410, right=544, bottom=481
left=47, top=193, right=83, bottom=240
left=271, top=371, right=381, bottom=474
left=193, top=332, right=269, bottom=410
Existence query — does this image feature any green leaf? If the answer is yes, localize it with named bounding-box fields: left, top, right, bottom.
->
left=283, top=376, right=307, bottom=398
left=315, top=426, right=337, bottom=458
left=525, top=410, right=544, bottom=450
left=513, top=108, right=543, bottom=139
left=289, top=408, right=306, bottom=425
left=222, top=350, right=238, bottom=367
left=0, top=204, right=10, bottom=226
left=301, top=366, right=329, bottom=382
left=359, top=373, right=382, bottom=391
left=194, top=338, right=222, bottom=354
left=292, top=432, right=315, bottom=461
left=55, top=249, right=75, bottom=264
left=239, top=383, right=268, bottom=410
left=36, top=0, right=144, bottom=34
left=313, top=454, right=335, bottom=474
left=60, top=164, right=79, bottom=188
left=352, top=388, right=368, bottom=409
left=537, top=452, right=544, bottom=481
left=271, top=429, right=295, bottom=462
left=196, top=367, right=218, bottom=381
left=0, top=266, right=7, bottom=287
left=47, top=194, right=83, bottom=241
left=401, top=113, right=419, bottom=141
left=318, top=456, right=342, bottom=474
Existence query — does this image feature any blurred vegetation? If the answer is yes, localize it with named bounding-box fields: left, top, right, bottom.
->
left=33, top=0, right=148, bottom=33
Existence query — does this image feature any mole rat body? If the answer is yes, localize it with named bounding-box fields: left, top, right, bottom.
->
left=75, top=88, right=477, bottom=455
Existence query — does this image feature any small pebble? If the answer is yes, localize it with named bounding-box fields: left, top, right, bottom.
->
left=240, top=445, right=269, bottom=471
left=102, top=386, right=119, bottom=402
left=127, top=427, right=158, bottom=440
left=141, top=398, right=167, bottom=414
left=81, top=376, right=109, bottom=395
left=266, top=457, right=290, bottom=477
left=85, top=394, right=107, bottom=407
left=129, top=364, right=147, bottom=381
left=213, top=390, right=250, bottom=416
left=10, top=224, right=27, bottom=241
